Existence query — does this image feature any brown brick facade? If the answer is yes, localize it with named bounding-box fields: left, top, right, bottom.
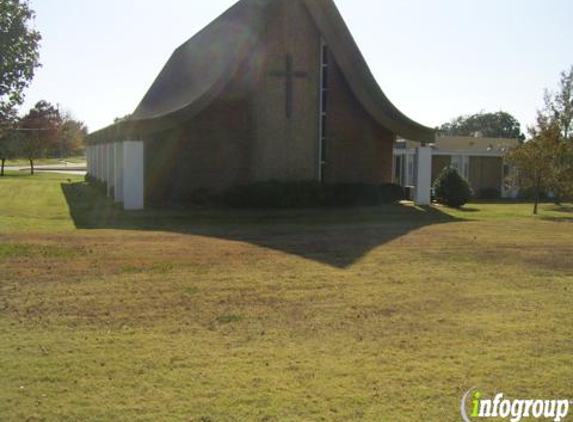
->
left=143, top=0, right=404, bottom=205
left=144, top=94, right=254, bottom=205
left=324, top=53, right=395, bottom=184
left=251, top=0, right=322, bottom=182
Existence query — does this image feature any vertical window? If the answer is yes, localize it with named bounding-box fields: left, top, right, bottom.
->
left=318, top=42, right=329, bottom=182
left=503, top=164, right=510, bottom=177
left=451, top=155, right=461, bottom=174
left=451, top=155, right=470, bottom=180
left=407, top=154, right=415, bottom=186
left=321, top=89, right=328, bottom=114
left=394, top=156, right=402, bottom=183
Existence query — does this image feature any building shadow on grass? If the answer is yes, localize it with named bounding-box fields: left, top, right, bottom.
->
left=61, top=182, right=465, bottom=269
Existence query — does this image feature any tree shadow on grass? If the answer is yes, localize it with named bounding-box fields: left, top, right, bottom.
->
left=538, top=216, right=573, bottom=223
left=537, top=204, right=573, bottom=222
left=545, top=204, right=573, bottom=213
left=61, top=182, right=465, bottom=269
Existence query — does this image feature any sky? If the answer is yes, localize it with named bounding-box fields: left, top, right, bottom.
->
left=21, top=0, right=573, bottom=134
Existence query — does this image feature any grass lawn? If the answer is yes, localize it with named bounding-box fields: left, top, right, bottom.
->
left=0, top=172, right=572, bottom=422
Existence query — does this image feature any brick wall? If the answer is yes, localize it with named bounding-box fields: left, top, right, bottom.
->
left=252, top=0, right=322, bottom=182
left=144, top=93, right=253, bottom=205
left=143, top=0, right=401, bottom=204
left=325, top=53, right=395, bottom=184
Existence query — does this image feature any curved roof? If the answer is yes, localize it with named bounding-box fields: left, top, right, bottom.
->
left=303, top=0, right=435, bottom=142
left=87, top=0, right=435, bottom=144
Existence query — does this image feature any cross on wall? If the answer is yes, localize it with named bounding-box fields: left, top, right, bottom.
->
left=268, top=54, right=308, bottom=118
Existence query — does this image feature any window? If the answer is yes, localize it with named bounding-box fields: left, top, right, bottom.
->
left=394, top=156, right=402, bottom=183
left=318, top=41, right=329, bottom=182
left=451, top=155, right=470, bottom=180
left=407, top=154, right=415, bottom=186
left=321, top=89, right=328, bottom=114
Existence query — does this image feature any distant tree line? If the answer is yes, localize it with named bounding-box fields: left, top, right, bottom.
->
left=0, top=101, right=88, bottom=175
left=439, top=111, right=526, bottom=142
left=0, top=0, right=87, bottom=176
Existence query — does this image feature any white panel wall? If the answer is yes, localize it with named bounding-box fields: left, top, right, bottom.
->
left=89, top=146, right=94, bottom=176
left=95, top=145, right=98, bottom=178
left=87, top=140, right=144, bottom=210
left=99, top=144, right=103, bottom=181
left=103, top=144, right=110, bottom=185
left=107, top=144, right=115, bottom=197
left=86, top=146, right=92, bottom=176
left=123, top=141, right=144, bottom=210
left=414, top=147, right=432, bottom=206
left=114, top=142, right=124, bottom=203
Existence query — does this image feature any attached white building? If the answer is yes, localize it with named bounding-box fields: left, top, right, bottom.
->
left=394, top=136, right=520, bottom=199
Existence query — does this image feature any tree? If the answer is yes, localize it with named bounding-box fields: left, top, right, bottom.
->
left=552, top=141, right=573, bottom=200
left=0, top=130, right=21, bottom=177
left=507, top=117, right=562, bottom=214
left=0, top=130, right=23, bottom=176
left=543, top=66, right=573, bottom=141
left=19, top=100, right=60, bottom=174
left=114, top=114, right=131, bottom=123
left=58, top=112, right=87, bottom=157
left=0, top=0, right=42, bottom=122
left=0, top=107, right=19, bottom=176
left=0, top=105, right=17, bottom=139
left=439, top=111, right=525, bottom=141
left=537, top=66, right=573, bottom=204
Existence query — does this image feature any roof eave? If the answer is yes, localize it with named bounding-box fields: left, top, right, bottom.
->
left=302, top=0, right=435, bottom=143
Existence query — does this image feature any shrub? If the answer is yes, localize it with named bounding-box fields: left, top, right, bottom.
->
left=323, top=183, right=381, bottom=206
left=479, top=188, right=502, bottom=200
left=219, top=181, right=405, bottom=209
left=518, top=187, right=548, bottom=201
left=85, top=174, right=107, bottom=194
left=187, top=189, right=216, bottom=207
left=221, top=181, right=323, bottom=208
left=380, top=183, right=406, bottom=203
left=433, top=167, right=472, bottom=208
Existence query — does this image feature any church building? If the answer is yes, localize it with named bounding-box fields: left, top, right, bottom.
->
left=86, top=0, right=435, bottom=209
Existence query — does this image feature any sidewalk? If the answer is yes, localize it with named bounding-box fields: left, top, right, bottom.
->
left=5, top=162, right=87, bottom=175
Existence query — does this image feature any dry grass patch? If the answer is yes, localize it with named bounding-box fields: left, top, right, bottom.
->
left=0, top=173, right=572, bottom=422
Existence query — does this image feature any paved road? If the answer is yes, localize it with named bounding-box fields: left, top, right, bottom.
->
left=5, top=162, right=87, bottom=176
left=37, top=170, right=87, bottom=176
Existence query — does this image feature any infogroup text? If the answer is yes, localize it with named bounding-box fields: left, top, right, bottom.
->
left=461, top=389, right=571, bottom=422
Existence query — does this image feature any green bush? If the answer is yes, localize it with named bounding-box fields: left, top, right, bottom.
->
left=479, top=188, right=502, bottom=200
left=222, top=181, right=323, bottom=208
left=219, top=181, right=405, bottom=209
left=187, top=189, right=215, bottom=207
left=380, top=183, right=406, bottom=203
left=518, top=187, right=548, bottom=200
left=433, top=167, right=472, bottom=208
left=85, top=174, right=107, bottom=194
left=323, top=183, right=381, bottom=207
